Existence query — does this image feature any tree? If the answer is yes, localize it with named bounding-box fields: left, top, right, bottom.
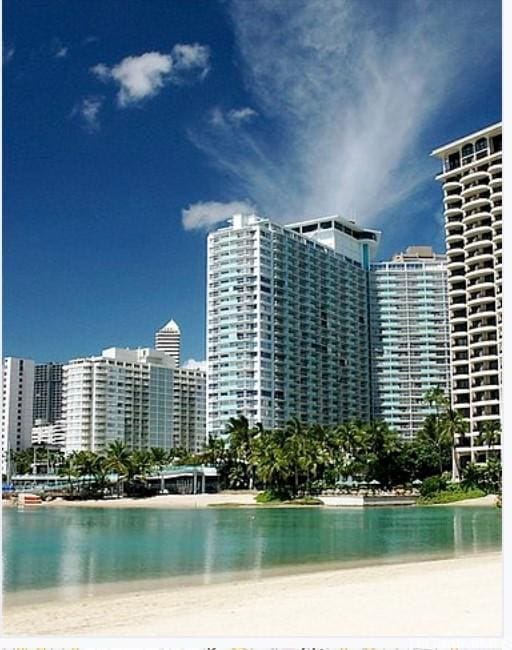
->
left=415, top=414, right=452, bottom=475
left=105, top=441, right=131, bottom=496
left=440, top=408, right=467, bottom=478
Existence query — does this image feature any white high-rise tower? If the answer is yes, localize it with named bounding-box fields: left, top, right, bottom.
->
left=155, top=319, right=181, bottom=365
left=431, top=122, right=502, bottom=473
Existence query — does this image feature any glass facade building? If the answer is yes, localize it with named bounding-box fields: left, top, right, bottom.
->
left=207, top=214, right=380, bottom=438
left=63, top=348, right=175, bottom=454
left=370, top=246, right=450, bottom=439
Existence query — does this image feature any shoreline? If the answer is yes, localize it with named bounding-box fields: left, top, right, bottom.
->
left=2, top=491, right=497, bottom=509
left=2, top=551, right=502, bottom=636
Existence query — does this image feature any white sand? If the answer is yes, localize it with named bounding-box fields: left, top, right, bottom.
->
left=42, top=491, right=260, bottom=508
left=2, top=552, right=501, bottom=637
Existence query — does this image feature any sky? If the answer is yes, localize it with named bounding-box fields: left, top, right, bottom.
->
left=3, top=0, right=502, bottom=366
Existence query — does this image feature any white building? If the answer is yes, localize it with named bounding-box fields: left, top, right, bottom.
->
left=207, top=213, right=380, bottom=438
left=173, top=368, right=207, bottom=453
left=62, top=347, right=207, bottom=455
left=31, top=419, right=66, bottom=449
left=155, top=319, right=181, bottom=365
left=63, top=348, right=176, bottom=454
left=431, top=122, right=502, bottom=469
left=2, top=357, right=36, bottom=464
left=370, top=246, right=450, bottom=439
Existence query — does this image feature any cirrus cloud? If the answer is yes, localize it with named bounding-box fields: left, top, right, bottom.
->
left=188, top=0, right=501, bottom=227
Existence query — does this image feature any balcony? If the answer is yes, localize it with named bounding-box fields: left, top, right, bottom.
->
left=461, top=183, right=489, bottom=199
left=445, top=206, right=463, bottom=218
left=463, top=195, right=491, bottom=212
left=465, top=222, right=493, bottom=239
left=461, top=169, right=490, bottom=185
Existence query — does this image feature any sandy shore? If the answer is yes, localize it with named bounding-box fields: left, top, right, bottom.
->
left=37, top=491, right=260, bottom=508
left=435, top=494, right=498, bottom=507
left=4, top=491, right=497, bottom=509
left=2, top=552, right=501, bottom=637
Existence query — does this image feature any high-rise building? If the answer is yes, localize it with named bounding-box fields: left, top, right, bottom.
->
left=2, top=357, right=36, bottom=459
left=172, top=368, right=207, bottom=453
left=155, top=319, right=181, bottom=365
left=33, top=362, right=63, bottom=425
left=370, top=246, right=450, bottom=439
left=207, top=213, right=380, bottom=438
left=431, top=122, right=502, bottom=470
left=63, top=348, right=176, bottom=454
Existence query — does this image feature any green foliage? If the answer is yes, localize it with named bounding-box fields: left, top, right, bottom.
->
left=417, top=488, right=485, bottom=505
left=462, top=459, right=502, bottom=494
left=255, top=490, right=284, bottom=504
left=420, top=475, right=448, bottom=497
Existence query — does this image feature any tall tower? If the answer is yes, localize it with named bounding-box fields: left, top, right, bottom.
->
left=370, top=246, right=450, bottom=440
left=2, top=357, right=35, bottom=456
left=207, top=213, right=380, bottom=439
left=431, top=122, right=502, bottom=472
left=33, top=362, right=63, bottom=425
left=155, top=319, right=181, bottom=365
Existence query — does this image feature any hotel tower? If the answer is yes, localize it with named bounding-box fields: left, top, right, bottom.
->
left=431, top=122, right=502, bottom=471
left=370, top=246, right=450, bottom=440
left=207, top=213, right=380, bottom=438
left=155, top=319, right=181, bottom=366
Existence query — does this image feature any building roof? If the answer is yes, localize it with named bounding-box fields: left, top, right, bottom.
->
left=159, top=319, right=180, bottom=333
left=431, top=122, right=501, bottom=157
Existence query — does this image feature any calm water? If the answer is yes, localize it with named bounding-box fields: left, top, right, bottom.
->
left=3, top=505, right=501, bottom=599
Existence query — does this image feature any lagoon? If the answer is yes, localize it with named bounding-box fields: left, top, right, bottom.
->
left=3, top=504, right=501, bottom=601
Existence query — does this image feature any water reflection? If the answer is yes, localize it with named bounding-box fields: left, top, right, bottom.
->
left=3, top=505, right=501, bottom=597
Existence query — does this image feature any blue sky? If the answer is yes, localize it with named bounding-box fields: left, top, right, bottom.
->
left=3, top=0, right=501, bottom=365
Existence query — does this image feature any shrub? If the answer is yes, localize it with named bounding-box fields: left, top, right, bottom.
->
left=420, top=475, right=448, bottom=497
left=417, top=488, right=485, bottom=505
left=255, top=490, right=283, bottom=504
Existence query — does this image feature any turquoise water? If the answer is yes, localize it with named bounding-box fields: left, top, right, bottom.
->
left=3, top=505, right=501, bottom=598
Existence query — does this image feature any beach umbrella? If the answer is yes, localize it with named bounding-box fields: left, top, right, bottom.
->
left=412, top=479, right=422, bottom=486
left=369, top=479, right=380, bottom=486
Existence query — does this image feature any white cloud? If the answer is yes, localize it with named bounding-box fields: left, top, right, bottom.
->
left=171, top=43, right=210, bottom=78
left=3, top=46, right=15, bottom=64
left=52, top=38, right=69, bottom=59
left=228, top=107, right=258, bottom=124
left=182, top=200, right=255, bottom=231
left=188, top=0, right=500, bottom=227
left=209, top=106, right=258, bottom=127
left=92, top=44, right=210, bottom=107
left=182, top=359, right=207, bottom=372
left=72, top=96, right=104, bottom=132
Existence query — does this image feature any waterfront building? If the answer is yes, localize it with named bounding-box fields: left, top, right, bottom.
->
left=31, top=419, right=66, bottom=449
left=155, top=319, right=181, bottom=365
left=207, top=213, right=380, bottom=438
left=173, top=367, right=207, bottom=452
left=370, top=246, right=450, bottom=439
left=33, top=362, right=63, bottom=425
left=431, top=122, right=502, bottom=470
left=2, top=357, right=36, bottom=460
left=63, top=348, right=175, bottom=454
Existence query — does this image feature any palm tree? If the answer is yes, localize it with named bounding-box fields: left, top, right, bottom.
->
left=441, top=408, right=468, bottom=479
left=58, top=453, right=78, bottom=495
left=424, top=386, right=449, bottom=417
left=104, top=441, right=131, bottom=496
left=417, top=413, right=452, bottom=475
left=476, top=421, right=501, bottom=456
left=149, top=447, right=168, bottom=471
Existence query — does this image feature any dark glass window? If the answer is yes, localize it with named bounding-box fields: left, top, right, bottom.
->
left=462, top=143, right=474, bottom=157
left=475, top=138, right=487, bottom=152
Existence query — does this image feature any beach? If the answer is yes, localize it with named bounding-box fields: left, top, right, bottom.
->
left=2, top=552, right=502, bottom=636
left=3, top=491, right=498, bottom=509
